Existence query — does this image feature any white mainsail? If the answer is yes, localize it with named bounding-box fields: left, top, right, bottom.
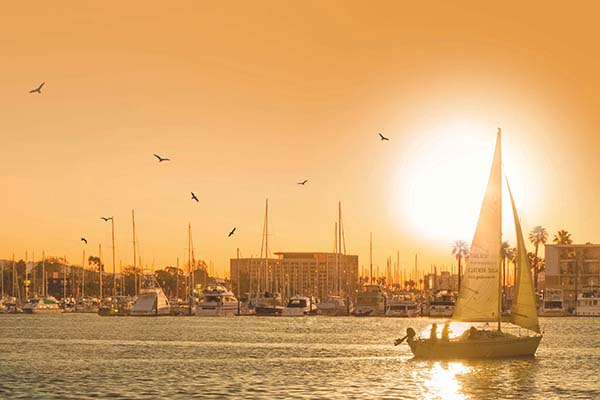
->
left=453, top=130, right=502, bottom=322
left=507, top=183, right=541, bottom=333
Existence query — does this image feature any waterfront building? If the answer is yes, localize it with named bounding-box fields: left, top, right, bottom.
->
left=424, top=271, right=458, bottom=292
left=544, top=243, right=600, bottom=311
left=230, top=252, right=359, bottom=300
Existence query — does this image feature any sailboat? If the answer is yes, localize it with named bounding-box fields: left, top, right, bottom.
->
left=400, top=129, right=542, bottom=358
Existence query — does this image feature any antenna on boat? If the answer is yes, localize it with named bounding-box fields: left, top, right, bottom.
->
left=110, top=217, right=116, bottom=297
left=99, top=243, right=103, bottom=299
left=132, top=209, right=137, bottom=297
left=82, top=248, right=86, bottom=299
left=370, top=232, right=373, bottom=285
left=260, top=198, right=269, bottom=293
left=42, top=251, right=46, bottom=297
left=338, top=201, right=343, bottom=296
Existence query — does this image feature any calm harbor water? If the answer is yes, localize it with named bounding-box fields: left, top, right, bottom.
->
left=0, top=315, right=598, bottom=399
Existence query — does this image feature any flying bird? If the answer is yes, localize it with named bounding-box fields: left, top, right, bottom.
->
left=81, top=237, right=88, bottom=244
left=100, top=216, right=113, bottom=221
left=29, top=82, right=45, bottom=94
left=378, top=132, right=389, bottom=141
left=191, top=192, right=199, bottom=202
left=297, top=179, right=308, bottom=185
left=228, top=227, right=236, bottom=237
left=153, top=154, right=170, bottom=162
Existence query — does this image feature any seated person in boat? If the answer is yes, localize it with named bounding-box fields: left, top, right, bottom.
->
left=429, top=323, right=438, bottom=341
left=441, top=322, right=450, bottom=341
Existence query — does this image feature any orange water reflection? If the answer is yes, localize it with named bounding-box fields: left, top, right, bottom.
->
left=414, top=361, right=471, bottom=400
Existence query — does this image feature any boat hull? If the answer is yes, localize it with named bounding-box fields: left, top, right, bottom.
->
left=408, top=334, right=542, bottom=359
left=538, top=308, right=566, bottom=317
left=196, top=303, right=238, bottom=316
left=386, top=309, right=420, bottom=318
left=255, top=306, right=283, bottom=316
left=23, top=307, right=62, bottom=314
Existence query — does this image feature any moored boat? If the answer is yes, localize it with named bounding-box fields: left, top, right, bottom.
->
left=386, top=293, right=420, bottom=317
left=318, top=295, right=352, bottom=316
left=23, top=296, right=62, bottom=314
left=538, top=288, right=566, bottom=317
left=575, top=287, right=600, bottom=316
left=251, top=291, right=284, bottom=316
left=98, top=296, right=135, bottom=316
left=196, top=284, right=238, bottom=316
left=354, top=285, right=387, bottom=316
left=281, top=295, right=318, bottom=316
left=75, top=297, right=101, bottom=313
left=130, top=275, right=170, bottom=316
left=428, top=291, right=456, bottom=318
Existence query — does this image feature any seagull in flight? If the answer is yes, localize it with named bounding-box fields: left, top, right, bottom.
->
left=100, top=216, right=113, bottom=221
left=29, top=82, right=45, bottom=94
left=297, top=179, right=308, bottom=185
left=378, top=133, right=389, bottom=141
left=153, top=154, right=170, bottom=162
left=228, top=227, right=236, bottom=237
left=191, top=192, right=199, bottom=202
left=81, top=237, right=88, bottom=244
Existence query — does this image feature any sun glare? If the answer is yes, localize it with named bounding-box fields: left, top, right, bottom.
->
left=398, top=120, right=494, bottom=244
left=396, top=118, right=532, bottom=246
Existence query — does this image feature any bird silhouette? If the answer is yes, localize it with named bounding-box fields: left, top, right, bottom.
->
left=100, top=216, right=112, bottom=221
left=379, top=132, right=389, bottom=141
left=228, top=227, right=236, bottom=237
left=191, top=192, right=199, bottom=202
left=81, top=237, right=88, bottom=244
left=297, top=179, right=308, bottom=185
left=153, top=154, right=170, bottom=162
left=29, top=82, right=45, bottom=94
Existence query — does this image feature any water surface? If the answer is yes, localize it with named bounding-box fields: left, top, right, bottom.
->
left=0, top=315, right=598, bottom=399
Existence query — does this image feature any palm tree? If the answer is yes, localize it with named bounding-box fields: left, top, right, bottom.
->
left=452, top=240, right=470, bottom=291
left=501, top=241, right=511, bottom=289
left=553, top=230, right=573, bottom=245
left=528, top=226, right=548, bottom=294
left=501, top=241, right=512, bottom=310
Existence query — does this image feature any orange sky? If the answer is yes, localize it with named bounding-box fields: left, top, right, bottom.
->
left=2, top=1, right=600, bottom=277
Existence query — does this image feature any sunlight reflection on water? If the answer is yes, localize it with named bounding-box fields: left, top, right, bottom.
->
left=417, top=362, right=470, bottom=400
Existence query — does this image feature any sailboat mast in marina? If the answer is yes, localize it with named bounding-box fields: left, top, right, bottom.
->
left=402, top=128, right=542, bottom=358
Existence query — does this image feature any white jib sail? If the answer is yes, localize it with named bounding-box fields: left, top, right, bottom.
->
left=507, top=183, right=541, bottom=333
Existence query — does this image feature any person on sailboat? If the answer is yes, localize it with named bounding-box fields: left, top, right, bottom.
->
left=441, top=322, right=450, bottom=341
left=429, top=323, right=438, bottom=341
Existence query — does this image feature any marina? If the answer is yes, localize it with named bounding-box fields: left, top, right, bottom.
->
left=3, top=1, right=600, bottom=398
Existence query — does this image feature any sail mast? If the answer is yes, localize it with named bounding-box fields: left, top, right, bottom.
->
left=497, top=128, right=502, bottom=332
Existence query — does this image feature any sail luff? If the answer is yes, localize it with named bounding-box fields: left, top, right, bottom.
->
left=507, top=182, right=541, bottom=333
left=452, top=130, right=502, bottom=323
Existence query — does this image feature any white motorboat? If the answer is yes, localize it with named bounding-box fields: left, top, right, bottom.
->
left=428, top=291, right=456, bottom=318
left=354, top=285, right=387, bottom=316
left=538, top=288, right=566, bottom=317
left=386, top=294, right=420, bottom=317
left=281, top=295, right=318, bottom=316
left=196, top=284, right=239, bottom=316
left=23, top=296, right=62, bottom=314
left=130, top=275, right=170, bottom=316
left=318, top=295, right=352, bottom=316
left=575, top=287, right=600, bottom=316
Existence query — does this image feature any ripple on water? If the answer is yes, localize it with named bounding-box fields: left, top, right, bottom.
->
left=0, top=315, right=599, bottom=399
